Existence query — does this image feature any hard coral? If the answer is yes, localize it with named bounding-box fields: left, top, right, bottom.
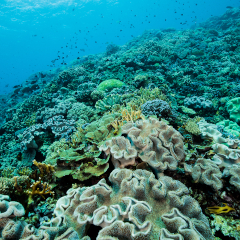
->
left=207, top=203, right=235, bottom=214
left=26, top=180, right=54, bottom=205
left=33, top=159, right=55, bottom=179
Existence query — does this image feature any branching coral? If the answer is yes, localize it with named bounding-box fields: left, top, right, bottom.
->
left=33, top=159, right=55, bottom=179
left=26, top=180, right=54, bottom=204
left=207, top=203, right=235, bottom=214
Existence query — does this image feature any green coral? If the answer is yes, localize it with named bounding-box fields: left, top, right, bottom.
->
left=95, top=94, right=122, bottom=112
left=1, top=167, right=14, bottom=178
left=210, top=214, right=240, bottom=239
left=185, top=119, right=201, bottom=136
left=85, top=113, right=121, bottom=144
left=44, top=114, right=123, bottom=181
left=97, top=79, right=125, bottom=92
left=216, top=119, right=240, bottom=137
left=179, top=106, right=196, bottom=115
left=226, top=97, right=240, bottom=124
left=47, top=144, right=109, bottom=181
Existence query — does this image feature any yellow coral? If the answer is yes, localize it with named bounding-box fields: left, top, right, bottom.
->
left=121, top=108, right=145, bottom=122
left=33, top=159, right=55, bottom=178
left=1, top=168, right=14, bottom=178
left=26, top=180, right=54, bottom=204
left=17, top=167, right=32, bottom=176
left=207, top=203, right=235, bottom=214
left=128, top=87, right=168, bottom=109
left=25, top=112, right=36, bottom=127
left=111, top=120, right=124, bottom=135
left=70, top=126, right=85, bottom=148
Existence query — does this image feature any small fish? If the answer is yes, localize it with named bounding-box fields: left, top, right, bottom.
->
left=226, top=6, right=233, bottom=8
left=5, top=84, right=8, bottom=87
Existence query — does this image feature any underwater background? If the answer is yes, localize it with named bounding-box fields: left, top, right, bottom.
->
left=1, top=0, right=240, bottom=239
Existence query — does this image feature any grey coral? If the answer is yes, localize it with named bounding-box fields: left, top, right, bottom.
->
left=184, top=96, right=213, bottom=110
left=141, top=99, right=171, bottom=118
left=186, top=158, right=223, bottom=191
left=229, top=164, right=240, bottom=192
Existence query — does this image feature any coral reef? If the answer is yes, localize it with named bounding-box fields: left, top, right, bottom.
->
left=1, top=7, right=240, bottom=239
left=97, top=79, right=125, bottom=92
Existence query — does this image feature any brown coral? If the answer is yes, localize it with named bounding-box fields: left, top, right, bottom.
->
left=33, top=159, right=55, bottom=179
left=26, top=180, right=54, bottom=204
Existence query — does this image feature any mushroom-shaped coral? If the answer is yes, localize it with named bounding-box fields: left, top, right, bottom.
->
left=43, top=168, right=213, bottom=239
left=0, top=194, right=25, bottom=218
left=185, top=158, right=223, bottom=191
left=197, top=119, right=240, bottom=148
left=212, top=143, right=240, bottom=167
left=100, top=117, right=185, bottom=174
left=229, top=164, right=240, bottom=192
left=99, top=136, right=137, bottom=168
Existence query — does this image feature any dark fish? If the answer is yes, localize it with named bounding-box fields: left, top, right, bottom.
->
left=5, top=84, right=8, bottom=87
left=226, top=6, right=233, bottom=8
left=13, top=84, right=21, bottom=88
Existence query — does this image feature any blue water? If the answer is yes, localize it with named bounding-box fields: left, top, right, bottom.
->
left=0, top=0, right=239, bottom=95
